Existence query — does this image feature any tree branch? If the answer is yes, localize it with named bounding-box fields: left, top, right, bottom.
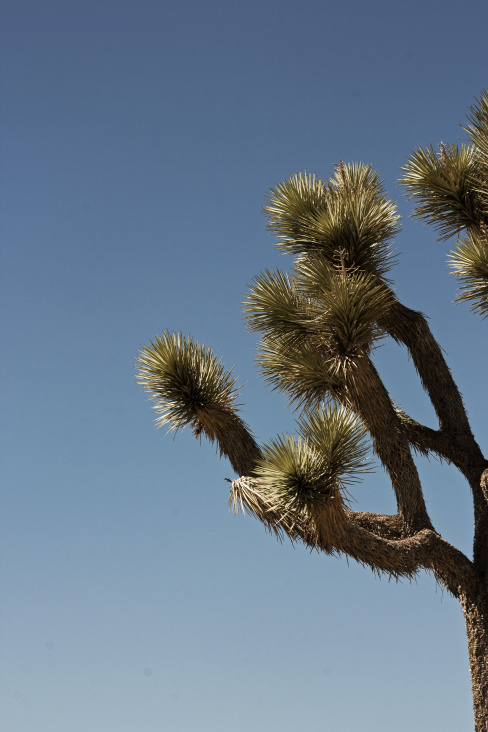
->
left=381, top=302, right=473, bottom=436
left=396, top=410, right=454, bottom=461
left=342, top=356, right=432, bottom=533
left=206, top=415, right=262, bottom=476
left=229, top=477, right=475, bottom=595
left=346, top=510, right=404, bottom=540
left=397, top=409, right=487, bottom=481
left=337, top=516, right=475, bottom=597
left=396, top=411, right=488, bottom=577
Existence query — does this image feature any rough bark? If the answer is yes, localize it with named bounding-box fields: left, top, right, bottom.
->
left=397, top=414, right=488, bottom=576
left=342, top=356, right=432, bottom=533
left=202, top=413, right=261, bottom=476
left=460, top=585, right=488, bottom=732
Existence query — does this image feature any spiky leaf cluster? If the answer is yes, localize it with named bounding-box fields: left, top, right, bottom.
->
left=294, top=259, right=393, bottom=356
left=399, top=143, right=482, bottom=240
left=448, top=230, right=488, bottom=317
left=245, top=261, right=392, bottom=409
left=399, top=93, right=488, bottom=318
left=465, top=91, right=488, bottom=156
left=254, top=406, right=370, bottom=518
left=255, top=435, right=338, bottom=517
left=243, top=269, right=312, bottom=345
left=464, top=91, right=488, bottom=204
left=136, top=331, right=242, bottom=434
left=263, top=171, right=328, bottom=245
left=257, top=336, right=342, bottom=410
left=297, top=405, right=372, bottom=486
left=264, top=163, right=400, bottom=278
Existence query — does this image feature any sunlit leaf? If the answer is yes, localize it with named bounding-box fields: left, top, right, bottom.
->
left=448, top=231, right=488, bottom=317
left=265, top=163, right=399, bottom=278
left=136, top=331, right=242, bottom=433
left=399, top=143, right=481, bottom=240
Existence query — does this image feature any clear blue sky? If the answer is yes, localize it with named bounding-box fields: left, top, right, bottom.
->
left=1, top=1, right=487, bottom=730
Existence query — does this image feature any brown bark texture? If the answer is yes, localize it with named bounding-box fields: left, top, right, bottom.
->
left=461, top=584, right=488, bottom=732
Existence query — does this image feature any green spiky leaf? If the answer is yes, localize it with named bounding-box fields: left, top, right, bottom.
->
left=464, top=91, right=488, bottom=164
left=256, top=335, right=342, bottom=410
left=264, top=171, right=329, bottom=244
left=243, top=269, right=312, bottom=344
left=294, top=261, right=392, bottom=356
left=136, top=331, right=242, bottom=434
left=254, top=434, right=340, bottom=516
left=297, top=405, right=372, bottom=487
left=448, top=231, right=488, bottom=317
left=462, top=91, right=488, bottom=216
left=255, top=406, right=370, bottom=518
left=399, top=143, right=481, bottom=240
left=265, top=163, right=400, bottom=278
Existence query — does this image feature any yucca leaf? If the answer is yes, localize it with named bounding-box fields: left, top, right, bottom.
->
left=297, top=405, right=372, bottom=487
left=243, top=269, right=312, bottom=344
left=448, top=231, right=488, bottom=317
left=313, top=270, right=390, bottom=356
left=463, top=91, right=488, bottom=163
left=256, top=335, right=342, bottom=410
left=328, top=161, right=385, bottom=198
left=399, top=143, right=481, bottom=240
left=292, top=254, right=336, bottom=299
left=264, top=171, right=329, bottom=243
left=294, top=261, right=391, bottom=358
left=252, top=266, right=390, bottom=408
left=462, top=91, right=488, bottom=217
left=136, top=331, right=242, bottom=434
left=254, top=434, right=342, bottom=517
left=265, top=163, right=399, bottom=278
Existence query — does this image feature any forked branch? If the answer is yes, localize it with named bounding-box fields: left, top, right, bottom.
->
left=381, top=302, right=472, bottom=436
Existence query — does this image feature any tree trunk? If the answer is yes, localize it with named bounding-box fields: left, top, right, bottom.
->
left=460, top=585, right=488, bottom=731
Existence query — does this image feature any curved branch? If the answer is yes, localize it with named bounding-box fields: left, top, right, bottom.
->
left=338, top=517, right=475, bottom=597
left=229, top=477, right=474, bottom=595
left=397, top=410, right=487, bottom=479
left=346, top=510, right=404, bottom=540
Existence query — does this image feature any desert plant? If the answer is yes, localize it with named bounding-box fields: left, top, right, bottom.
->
left=137, top=93, right=488, bottom=729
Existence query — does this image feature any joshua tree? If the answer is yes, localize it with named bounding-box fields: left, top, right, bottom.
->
left=136, top=94, right=488, bottom=729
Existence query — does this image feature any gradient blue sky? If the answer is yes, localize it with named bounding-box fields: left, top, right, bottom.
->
left=1, top=1, right=487, bottom=730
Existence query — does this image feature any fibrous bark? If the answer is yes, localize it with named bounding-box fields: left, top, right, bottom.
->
left=461, top=585, right=488, bottom=732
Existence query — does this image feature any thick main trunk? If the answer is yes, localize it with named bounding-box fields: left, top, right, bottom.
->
left=460, top=585, right=488, bottom=731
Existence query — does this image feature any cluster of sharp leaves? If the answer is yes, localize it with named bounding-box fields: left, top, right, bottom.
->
left=255, top=408, right=371, bottom=518
left=136, top=332, right=243, bottom=434
left=238, top=161, right=399, bottom=511
left=400, top=91, right=488, bottom=317
left=137, top=93, right=488, bottom=519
